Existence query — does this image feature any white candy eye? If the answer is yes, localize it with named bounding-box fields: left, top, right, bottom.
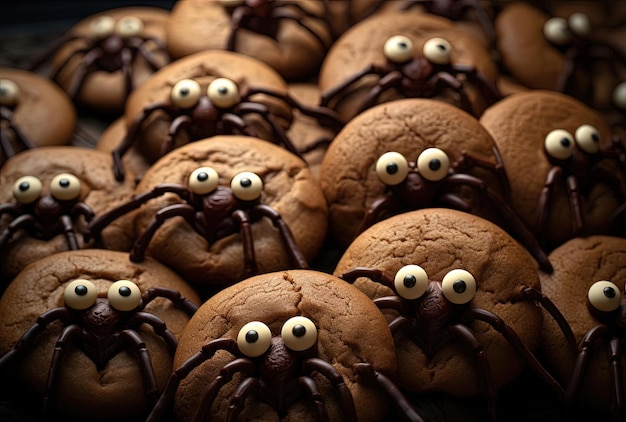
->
left=207, top=78, right=240, bottom=109
left=543, top=17, right=571, bottom=46
left=568, top=12, right=591, bottom=37
left=237, top=321, right=272, bottom=357
left=375, top=151, right=409, bottom=186
left=0, top=79, right=19, bottom=107
left=441, top=269, right=476, bottom=305
left=423, top=38, right=452, bottom=65
left=383, top=35, right=415, bottom=63
left=575, top=124, right=600, bottom=154
left=188, top=167, right=219, bottom=195
left=231, top=172, right=263, bottom=201
left=394, top=265, right=429, bottom=300
left=12, top=176, right=43, bottom=204
left=107, top=280, right=142, bottom=311
left=544, top=129, right=575, bottom=160
left=115, top=16, right=144, bottom=38
left=281, top=316, right=318, bottom=352
left=50, top=173, right=81, bottom=201
left=64, top=279, right=98, bottom=310
left=416, top=148, right=450, bottom=181
left=588, top=280, right=621, bottom=312
left=612, top=82, right=626, bottom=110
left=90, top=15, right=116, bottom=39
left=171, top=79, right=201, bottom=109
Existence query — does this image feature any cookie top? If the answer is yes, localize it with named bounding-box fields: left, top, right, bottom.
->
left=333, top=208, right=543, bottom=396
left=0, top=68, right=76, bottom=163
left=539, top=235, right=626, bottom=411
left=0, top=147, right=137, bottom=280
left=131, top=135, right=328, bottom=286
left=0, top=249, right=201, bottom=420
left=166, top=0, right=331, bottom=81
left=479, top=90, right=623, bottom=249
left=173, top=269, right=396, bottom=422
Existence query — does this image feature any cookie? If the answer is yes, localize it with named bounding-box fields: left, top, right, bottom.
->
left=0, top=249, right=201, bottom=421
left=95, top=117, right=151, bottom=181
left=333, top=208, right=544, bottom=399
left=0, top=68, right=76, bottom=164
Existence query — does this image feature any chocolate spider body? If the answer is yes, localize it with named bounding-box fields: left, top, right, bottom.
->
left=0, top=279, right=198, bottom=418
left=0, top=79, right=35, bottom=160
left=88, top=167, right=308, bottom=278
left=340, top=266, right=573, bottom=422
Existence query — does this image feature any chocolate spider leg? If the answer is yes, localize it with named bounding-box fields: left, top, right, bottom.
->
left=132, top=312, right=179, bottom=353
left=164, top=114, right=193, bottom=156
left=452, top=63, right=502, bottom=106
left=458, top=148, right=511, bottom=198
left=431, top=72, right=475, bottom=115
left=565, top=175, right=584, bottom=237
left=119, top=329, right=161, bottom=407
left=270, top=10, right=329, bottom=50
left=320, top=64, right=382, bottom=107
left=0, top=203, right=19, bottom=218
left=27, top=34, right=83, bottom=71
left=141, top=287, right=199, bottom=316
left=226, top=6, right=250, bottom=51
left=120, top=47, right=134, bottom=99
left=252, top=204, right=309, bottom=269
left=130, top=37, right=168, bottom=71
left=536, top=166, right=563, bottom=241
left=2, top=109, right=37, bottom=150
left=226, top=377, right=260, bottom=422
left=461, top=1, right=497, bottom=47
left=339, top=267, right=388, bottom=285
left=130, top=203, right=197, bottom=262
left=357, top=71, right=404, bottom=115
left=298, top=376, right=331, bottom=422
left=302, top=358, right=358, bottom=422
left=374, top=297, right=412, bottom=334
left=609, top=336, right=624, bottom=418
left=59, top=214, right=80, bottom=250
left=0, top=126, right=20, bottom=158
left=232, top=209, right=258, bottom=277
left=0, top=213, right=36, bottom=252
left=358, top=193, right=403, bottom=234
left=65, top=48, right=105, bottom=99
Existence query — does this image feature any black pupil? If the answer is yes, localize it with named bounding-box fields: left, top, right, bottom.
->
left=19, top=182, right=30, bottom=191
left=398, top=42, right=407, bottom=49
left=429, top=159, right=441, bottom=171
left=386, top=162, right=399, bottom=175
left=218, top=86, right=228, bottom=95
left=75, top=285, right=88, bottom=296
left=240, top=178, right=252, bottom=188
left=437, top=44, right=446, bottom=51
left=604, top=287, right=616, bottom=298
left=246, top=330, right=259, bottom=343
left=197, top=172, right=208, bottom=182
left=403, top=274, right=417, bottom=288
left=119, top=286, right=132, bottom=297
left=180, top=87, right=189, bottom=97
left=453, top=280, right=466, bottom=293
left=292, top=324, right=306, bottom=337
left=560, top=137, right=571, bottom=148
left=592, top=133, right=599, bottom=143
left=59, top=178, right=70, bottom=188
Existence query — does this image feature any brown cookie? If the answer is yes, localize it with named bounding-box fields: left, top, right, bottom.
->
left=95, top=117, right=151, bottom=181
left=479, top=90, right=625, bottom=250
left=0, top=147, right=137, bottom=281
left=318, top=11, right=499, bottom=121
left=169, top=269, right=397, bottom=422
left=0, top=68, right=76, bottom=164
left=0, top=249, right=201, bottom=421
left=49, top=7, right=170, bottom=113
left=165, top=0, right=331, bottom=81
left=539, top=235, right=626, bottom=415
left=333, top=208, right=544, bottom=398
left=125, top=135, right=328, bottom=287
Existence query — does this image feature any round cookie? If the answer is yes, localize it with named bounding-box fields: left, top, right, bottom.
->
left=333, top=208, right=545, bottom=398
left=165, top=0, right=331, bottom=81
left=539, top=235, right=626, bottom=416
left=479, top=90, right=625, bottom=250
left=125, top=136, right=328, bottom=287
left=0, top=147, right=137, bottom=281
left=0, top=249, right=201, bottom=421
left=48, top=7, right=170, bottom=113
left=168, top=269, right=397, bottom=422
left=0, top=68, right=76, bottom=164
left=318, top=11, right=499, bottom=121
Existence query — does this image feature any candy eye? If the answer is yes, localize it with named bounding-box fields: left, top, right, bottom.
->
left=115, top=16, right=144, bottom=38
left=394, top=264, right=429, bottom=300
left=188, top=167, right=219, bottom=195
left=375, top=151, right=409, bottom=186
left=90, top=15, right=116, bottom=39
left=588, top=280, right=621, bottom=312
left=568, top=12, right=591, bottom=37
left=231, top=172, right=263, bottom=201
left=575, top=124, right=600, bottom=154
left=107, top=280, right=142, bottom=311
left=171, top=79, right=201, bottom=109
left=544, top=129, right=575, bottom=160
left=281, top=316, right=318, bottom=351
left=612, top=82, right=626, bottom=110
left=207, top=78, right=240, bottom=109
left=441, top=269, right=476, bottom=305
left=64, top=279, right=98, bottom=310
left=383, top=35, right=415, bottom=63
left=0, top=79, right=19, bottom=107
left=50, top=173, right=81, bottom=201
left=12, top=176, right=43, bottom=204
left=237, top=321, right=272, bottom=357
left=543, top=17, right=571, bottom=46
left=416, top=148, right=450, bottom=181
left=423, top=38, right=452, bottom=65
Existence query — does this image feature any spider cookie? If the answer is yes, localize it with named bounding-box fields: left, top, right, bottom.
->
left=479, top=90, right=626, bottom=251
left=166, top=0, right=332, bottom=81
left=0, top=249, right=201, bottom=421
left=318, top=11, right=500, bottom=122
left=32, top=7, right=170, bottom=113
left=334, top=208, right=559, bottom=419
left=539, top=235, right=626, bottom=420
left=147, top=269, right=407, bottom=422
left=0, top=68, right=76, bottom=164
left=0, top=147, right=137, bottom=282
left=91, top=135, right=328, bottom=288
